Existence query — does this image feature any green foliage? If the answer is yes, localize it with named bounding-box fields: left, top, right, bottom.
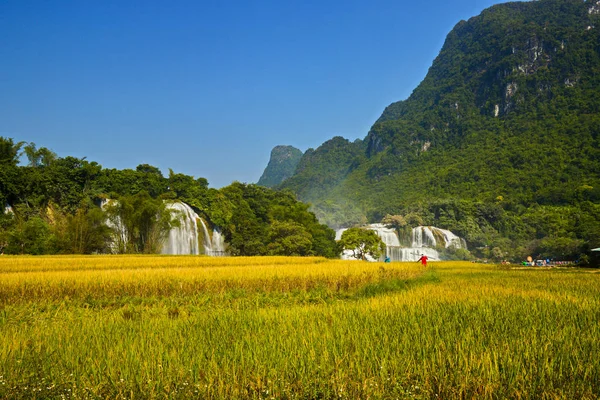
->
left=3, top=212, right=53, bottom=255
left=0, top=213, right=15, bottom=255
left=166, top=169, right=209, bottom=211
left=95, top=164, right=167, bottom=199
left=210, top=183, right=338, bottom=257
left=104, top=192, right=177, bottom=254
left=536, top=236, right=585, bottom=260
left=51, top=200, right=113, bottom=254
left=0, top=137, right=24, bottom=166
left=0, top=137, right=24, bottom=207
left=339, top=227, right=386, bottom=260
left=279, top=137, right=366, bottom=204
left=22, top=142, right=57, bottom=167
left=1, top=134, right=336, bottom=257
left=272, top=0, right=600, bottom=261
left=257, top=145, right=303, bottom=188
left=381, top=214, right=407, bottom=229
left=267, top=221, right=313, bottom=256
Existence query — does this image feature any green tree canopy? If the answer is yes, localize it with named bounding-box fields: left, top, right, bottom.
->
left=339, top=227, right=386, bottom=261
left=103, top=192, right=177, bottom=254
left=267, top=220, right=313, bottom=256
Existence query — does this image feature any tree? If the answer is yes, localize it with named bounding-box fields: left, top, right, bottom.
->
left=135, top=164, right=167, bottom=198
left=267, top=221, right=313, bottom=256
left=0, top=137, right=24, bottom=166
left=212, top=182, right=339, bottom=257
left=382, top=214, right=407, bottom=229
left=404, top=213, right=424, bottom=227
left=103, top=192, right=177, bottom=254
left=0, top=137, right=25, bottom=206
left=0, top=209, right=15, bottom=254
left=95, top=164, right=167, bottom=198
left=226, top=199, right=266, bottom=256
left=52, top=200, right=113, bottom=254
left=4, top=214, right=53, bottom=255
left=22, top=142, right=57, bottom=167
left=166, top=169, right=209, bottom=211
left=536, top=236, right=585, bottom=260
left=339, top=227, right=386, bottom=261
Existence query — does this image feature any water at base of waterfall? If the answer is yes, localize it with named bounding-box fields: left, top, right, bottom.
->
left=336, top=224, right=466, bottom=262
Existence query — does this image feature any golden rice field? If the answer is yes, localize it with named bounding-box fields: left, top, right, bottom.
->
left=0, top=256, right=599, bottom=399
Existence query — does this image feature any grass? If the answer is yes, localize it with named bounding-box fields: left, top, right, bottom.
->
left=0, top=256, right=598, bottom=399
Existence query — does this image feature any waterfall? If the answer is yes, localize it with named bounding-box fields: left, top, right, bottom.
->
left=334, top=228, right=347, bottom=241
left=335, top=224, right=400, bottom=247
left=369, top=223, right=401, bottom=246
left=335, top=224, right=466, bottom=262
left=209, top=228, right=226, bottom=256
left=412, top=226, right=464, bottom=249
left=387, top=246, right=440, bottom=262
left=162, top=202, right=201, bottom=255
left=196, top=216, right=226, bottom=256
left=101, top=199, right=227, bottom=255
left=162, top=202, right=227, bottom=256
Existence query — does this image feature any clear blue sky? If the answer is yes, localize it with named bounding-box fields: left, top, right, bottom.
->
left=0, top=0, right=523, bottom=188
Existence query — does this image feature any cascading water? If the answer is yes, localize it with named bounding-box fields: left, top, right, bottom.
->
left=207, top=228, right=226, bottom=256
left=336, top=224, right=466, bottom=261
left=195, top=216, right=226, bottom=256
left=162, top=202, right=226, bottom=255
left=101, top=199, right=227, bottom=255
left=369, top=223, right=401, bottom=246
left=162, top=202, right=201, bottom=255
left=411, top=226, right=465, bottom=249
left=387, top=246, right=440, bottom=262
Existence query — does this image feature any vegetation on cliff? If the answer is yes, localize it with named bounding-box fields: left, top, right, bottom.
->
left=257, top=145, right=303, bottom=188
left=274, top=0, right=600, bottom=263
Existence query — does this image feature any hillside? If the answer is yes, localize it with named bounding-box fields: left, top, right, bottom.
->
left=267, top=0, right=600, bottom=260
left=257, top=145, right=303, bottom=188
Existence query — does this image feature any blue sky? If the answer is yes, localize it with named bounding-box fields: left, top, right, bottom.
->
left=1, top=0, right=523, bottom=188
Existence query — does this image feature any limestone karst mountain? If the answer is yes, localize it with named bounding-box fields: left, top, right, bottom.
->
left=260, top=0, right=600, bottom=259
left=257, top=145, right=303, bottom=188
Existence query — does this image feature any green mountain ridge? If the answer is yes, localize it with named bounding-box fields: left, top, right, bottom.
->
left=264, top=0, right=600, bottom=261
left=257, top=145, right=303, bottom=188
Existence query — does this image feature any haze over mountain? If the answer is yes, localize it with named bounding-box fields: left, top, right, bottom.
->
left=260, top=0, right=600, bottom=260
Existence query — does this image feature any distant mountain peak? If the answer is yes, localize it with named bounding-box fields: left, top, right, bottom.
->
left=272, top=0, right=600, bottom=229
left=257, top=145, right=303, bottom=188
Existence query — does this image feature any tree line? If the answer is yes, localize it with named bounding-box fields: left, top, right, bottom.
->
left=0, top=137, right=341, bottom=257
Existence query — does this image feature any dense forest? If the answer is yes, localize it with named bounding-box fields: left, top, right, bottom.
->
left=0, top=138, right=339, bottom=257
left=266, top=0, right=600, bottom=263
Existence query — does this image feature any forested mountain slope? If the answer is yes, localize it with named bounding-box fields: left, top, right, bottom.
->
left=257, top=145, right=303, bottom=188
left=272, top=0, right=600, bottom=261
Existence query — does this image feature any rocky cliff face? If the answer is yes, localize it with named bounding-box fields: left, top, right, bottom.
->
left=257, top=145, right=303, bottom=188
left=368, top=0, right=600, bottom=156
left=272, top=0, right=600, bottom=229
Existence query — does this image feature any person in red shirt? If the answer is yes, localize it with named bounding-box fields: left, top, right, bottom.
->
left=417, top=254, right=428, bottom=267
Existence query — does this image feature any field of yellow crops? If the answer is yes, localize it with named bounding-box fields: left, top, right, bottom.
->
left=1, top=255, right=599, bottom=399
